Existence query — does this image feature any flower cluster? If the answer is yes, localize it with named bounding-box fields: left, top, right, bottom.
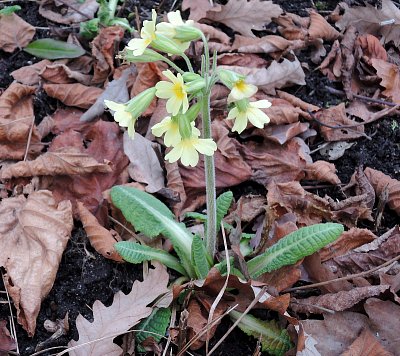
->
left=104, top=10, right=271, bottom=167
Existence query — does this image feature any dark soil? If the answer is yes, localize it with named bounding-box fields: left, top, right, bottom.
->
left=1, top=0, right=399, bottom=355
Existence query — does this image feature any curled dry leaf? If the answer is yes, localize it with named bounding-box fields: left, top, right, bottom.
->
left=276, top=90, right=320, bottom=113
left=217, top=53, right=268, bottom=68
left=0, top=320, right=16, bottom=353
left=39, top=0, right=99, bottom=24
left=254, top=122, right=310, bottom=145
left=356, top=34, right=388, bottom=64
left=364, top=298, right=400, bottom=354
left=219, top=57, right=305, bottom=95
left=304, top=161, right=341, bottom=185
left=231, top=35, right=298, bottom=55
left=43, top=83, right=103, bottom=109
left=182, top=0, right=221, bottom=22
left=0, top=13, right=35, bottom=53
left=165, top=160, right=187, bottom=217
left=39, top=63, right=93, bottom=85
left=364, top=167, right=400, bottom=215
left=11, top=60, right=51, bottom=86
left=68, top=263, right=170, bottom=356
left=342, top=328, right=393, bottom=356
left=225, top=195, right=266, bottom=225
left=92, top=26, right=125, bottom=84
left=291, top=285, right=389, bottom=314
left=0, top=148, right=112, bottom=179
left=0, top=190, right=73, bottom=336
left=320, top=228, right=377, bottom=261
left=77, top=201, right=122, bottom=262
left=205, top=0, right=283, bottom=38
left=371, top=58, right=400, bottom=104
left=308, top=10, right=339, bottom=41
left=195, top=22, right=230, bottom=45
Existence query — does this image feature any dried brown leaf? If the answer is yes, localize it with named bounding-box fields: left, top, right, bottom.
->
left=356, top=34, right=388, bottom=64
left=0, top=191, right=73, bottom=335
left=305, top=161, right=341, bottom=185
left=11, top=60, right=51, bottom=86
left=0, top=320, right=16, bottom=353
left=371, top=58, right=400, bottom=104
left=308, top=10, right=339, bottom=41
left=77, top=201, right=122, bottom=262
left=320, top=228, right=377, bottom=261
left=182, top=0, right=221, bottom=22
left=217, top=53, right=268, bottom=68
left=195, top=22, right=230, bottom=45
left=68, top=263, right=170, bottom=355
left=0, top=148, right=112, bottom=179
left=267, top=181, right=332, bottom=225
left=302, top=312, right=371, bottom=356
left=364, top=167, right=400, bottom=215
left=342, top=328, right=393, bottom=356
left=39, top=0, right=99, bottom=24
left=39, top=63, right=92, bottom=85
left=0, top=13, right=35, bottom=52
left=291, top=285, right=389, bottom=314
left=92, top=26, right=125, bottom=84
left=276, top=90, right=320, bottom=113
left=219, top=56, right=305, bottom=95
left=364, top=298, right=400, bottom=354
left=206, top=0, right=282, bottom=38
left=231, top=35, right=295, bottom=54
left=225, top=195, right=266, bottom=225
left=43, top=83, right=103, bottom=109
left=255, top=122, right=310, bottom=145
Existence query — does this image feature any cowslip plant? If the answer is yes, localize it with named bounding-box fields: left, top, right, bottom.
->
left=105, top=9, right=271, bottom=258
left=111, top=185, right=343, bottom=353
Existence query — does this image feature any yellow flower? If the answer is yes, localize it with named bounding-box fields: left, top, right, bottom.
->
left=227, top=100, right=271, bottom=134
left=165, top=134, right=217, bottom=167
left=152, top=116, right=200, bottom=147
left=104, top=100, right=136, bottom=137
left=126, top=9, right=157, bottom=56
left=155, top=70, right=189, bottom=116
left=228, top=79, right=258, bottom=102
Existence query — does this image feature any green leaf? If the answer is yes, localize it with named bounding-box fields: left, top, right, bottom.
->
left=111, top=186, right=195, bottom=278
left=0, top=5, right=21, bottom=15
left=23, top=39, right=85, bottom=59
left=79, top=19, right=100, bottom=39
left=191, top=235, right=211, bottom=279
left=109, top=17, right=133, bottom=32
left=136, top=308, right=171, bottom=352
left=115, top=241, right=187, bottom=276
left=230, top=310, right=292, bottom=356
left=247, top=223, right=344, bottom=278
left=216, top=191, right=233, bottom=230
left=185, top=212, right=207, bottom=222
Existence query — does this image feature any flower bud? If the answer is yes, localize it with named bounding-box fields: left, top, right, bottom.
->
left=186, top=79, right=206, bottom=94
left=151, top=34, right=186, bottom=55
left=182, top=72, right=202, bottom=82
left=126, top=87, right=157, bottom=117
left=217, top=69, right=244, bottom=89
left=173, top=25, right=202, bottom=42
left=123, top=48, right=164, bottom=63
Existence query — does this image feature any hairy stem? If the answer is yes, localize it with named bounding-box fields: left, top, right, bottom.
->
left=160, top=55, right=185, bottom=75
left=201, top=93, right=217, bottom=257
left=108, top=0, right=119, bottom=18
left=182, top=53, right=194, bottom=73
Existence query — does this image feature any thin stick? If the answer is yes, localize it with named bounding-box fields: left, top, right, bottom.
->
left=284, top=253, right=400, bottom=292
left=207, top=286, right=268, bottom=356
left=23, top=114, right=35, bottom=161
left=205, top=222, right=231, bottom=353
left=107, top=215, right=144, bottom=244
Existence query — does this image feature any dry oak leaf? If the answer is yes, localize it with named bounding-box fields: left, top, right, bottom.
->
left=356, top=34, right=388, bottom=64
left=0, top=190, right=73, bottom=336
left=320, top=228, right=376, bottom=261
left=68, top=263, right=170, bottom=356
left=219, top=56, right=305, bottom=95
left=43, top=83, right=103, bottom=109
left=371, top=58, right=400, bottom=104
left=291, top=285, right=389, bottom=314
left=304, top=161, right=341, bottom=185
left=39, top=0, right=99, bottom=24
left=253, top=122, right=311, bottom=145
left=11, top=60, right=52, bottom=86
left=77, top=201, right=122, bottom=262
left=0, top=148, right=112, bottom=179
left=336, top=0, right=400, bottom=47
left=217, top=53, right=268, bottom=68
left=231, top=35, right=299, bottom=55
left=0, top=13, right=35, bottom=53
left=195, top=22, right=231, bottom=45
left=39, top=63, right=92, bottom=85
left=364, top=298, right=400, bottom=354
left=342, top=328, right=393, bottom=356
left=182, top=0, right=221, bottom=22
left=364, top=167, right=400, bottom=215
left=0, top=320, right=16, bottom=353
left=308, top=10, right=340, bottom=42
left=205, top=0, right=283, bottom=38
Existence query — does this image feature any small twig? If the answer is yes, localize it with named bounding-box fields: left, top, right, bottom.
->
left=107, top=215, right=144, bottom=244
left=207, top=286, right=268, bottom=356
left=205, top=222, right=231, bottom=353
left=284, top=253, right=400, bottom=292
left=23, top=114, right=35, bottom=161
left=325, top=86, right=398, bottom=107
left=55, top=0, right=91, bottom=20
left=290, top=301, right=335, bottom=314
left=374, top=184, right=390, bottom=231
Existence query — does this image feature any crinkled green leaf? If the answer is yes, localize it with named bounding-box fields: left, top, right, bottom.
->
left=136, top=307, right=171, bottom=352
left=80, top=19, right=100, bottom=39
left=23, top=39, right=85, bottom=59
left=247, top=223, right=344, bottom=278
left=216, top=191, right=233, bottom=230
left=230, top=310, right=292, bottom=356
left=191, top=235, right=212, bottom=279
left=111, top=186, right=195, bottom=277
left=115, top=241, right=187, bottom=276
left=0, top=5, right=21, bottom=15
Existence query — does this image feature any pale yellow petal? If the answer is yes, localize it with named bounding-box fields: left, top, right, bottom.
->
left=151, top=116, right=172, bottom=137
left=163, top=126, right=181, bottom=147
left=250, top=99, right=272, bottom=109
left=181, top=94, right=189, bottom=114
left=156, top=22, right=175, bottom=37
left=155, top=81, right=174, bottom=98
left=167, top=11, right=184, bottom=26
left=162, top=69, right=178, bottom=83
left=127, top=120, right=136, bottom=138
left=227, top=107, right=238, bottom=120
left=165, top=144, right=184, bottom=163
left=180, top=145, right=199, bottom=167
left=193, top=139, right=217, bottom=156
left=114, top=110, right=133, bottom=126
left=127, top=38, right=148, bottom=56
left=247, top=108, right=270, bottom=128
left=104, top=100, right=126, bottom=112
left=231, top=112, right=248, bottom=133
left=166, top=96, right=182, bottom=116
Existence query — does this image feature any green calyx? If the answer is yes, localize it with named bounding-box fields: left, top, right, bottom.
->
left=178, top=115, right=193, bottom=140
left=152, top=34, right=185, bottom=55
left=217, top=69, right=244, bottom=89
left=173, top=25, right=202, bottom=42
left=123, top=48, right=163, bottom=63
left=235, top=98, right=250, bottom=112
left=126, top=87, right=156, bottom=117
